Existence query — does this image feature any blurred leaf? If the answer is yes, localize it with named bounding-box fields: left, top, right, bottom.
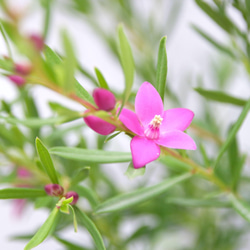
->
left=124, top=162, right=145, bottom=179
left=50, top=147, right=131, bottom=163
left=192, top=25, right=236, bottom=58
left=36, top=137, right=59, bottom=184
left=214, top=98, right=250, bottom=169
left=118, top=24, right=135, bottom=112
left=232, top=154, right=247, bottom=191
left=160, top=155, right=191, bottom=172
left=54, top=235, right=89, bottom=250
left=75, top=207, right=106, bottom=250
left=44, top=45, right=61, bottom=65
left=165, top=197, right=231, bottom=207
left=71, top=167, right=90, bottom=186
left=0, top=22, right=12, bottom=59
left=155, top=36, right=167, bottom=102
left=69, top=205, right=78, bottom=232
left=62, top=30, right=76, bottom=93
left=194, top=88, right=246, bottom=106
left=73, top=185, right=99, bottom=208
left=49, top=102, right=79, bottom=116
left=24, top=207, right=59, bottom=250
left=41, top=0, right=53, bottom=39
left=230, top=194, right=250, bottom=222
left=0, top=188, right=46, bottom=199
left=75, top=80, right=95, bottom=105
left=0, top=115, right=82, bottom=128
left=94, top=67, right=109, bottom=89
left=0, top=58, right=13, bottom=71
left=95, top=173, right=192, bottom=214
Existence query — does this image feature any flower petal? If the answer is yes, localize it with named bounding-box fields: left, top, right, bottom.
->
left=119, top=108, right=144, bottom=136
left=161, top=108, right=194, bottom=132
left=135, top=82, right=164, bottom=127
left=131, top=136, right=160, bottom=168
left=156, top=130, right=196, bottom=150
left=84, top=116, right=116, bottom=135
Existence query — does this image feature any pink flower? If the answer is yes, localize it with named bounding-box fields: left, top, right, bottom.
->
left=84, top=88, right=116, bottom=135
left=119, top=82, right=196, bottom=169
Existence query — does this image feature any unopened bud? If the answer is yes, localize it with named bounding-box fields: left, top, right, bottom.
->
left=17, top=167, right=31, bottom=178
left=29, top=34, right=44, bottom=51
left=65, top=191, right=79, bottom=205
left=8, top=75, right=26, bottom=86
left=44, top=184, right=64, bottom=197
left=93, top=88, right=116, bottom=111
left=14, top=63, right=32, bottom=76
left=84, top=115, right=116, bottom=135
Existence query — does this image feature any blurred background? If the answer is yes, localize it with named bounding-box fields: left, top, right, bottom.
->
left=0, top=0, right=250, bottom=249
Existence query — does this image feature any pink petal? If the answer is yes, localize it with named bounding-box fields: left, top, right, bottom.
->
left=156, top=130, right=196, bottom=150
left=131, top=136, right=160, bottom=168
left=135, top=82, right=164, bottom=127
left=84, top=116, right=116, bottom=135
left=161, top=108, right=194, bottom=133
left=119, top=108, right=144, bottom=136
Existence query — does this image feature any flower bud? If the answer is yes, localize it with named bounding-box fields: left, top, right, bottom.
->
left=29, top=34, right=44, bottom=51
left=84, top=115, right=116, bottom=135
left=17, top=167, right=31, bottom=179
left=44, top=184, right=64, bottom=197
left=93, top=88, right=116, bottom=111
left=8, top=75, right=26, bottom=86
left=14, top=63, right=32, bottom=76
left=65, top=191, right=79, bottom=205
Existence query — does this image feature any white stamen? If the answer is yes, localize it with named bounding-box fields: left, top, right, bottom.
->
left=150, top=115, right=163, bottom=128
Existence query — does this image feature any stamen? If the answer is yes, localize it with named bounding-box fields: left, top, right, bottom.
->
left=144, top=115, right=163, bottom=140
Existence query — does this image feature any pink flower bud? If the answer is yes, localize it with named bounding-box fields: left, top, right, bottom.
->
left=44, top=184, right=64, bottom=197
left=14, top=63, right=32, bottom=76
left=93, top=88, right=116, bottom=111
left=84, top=115, right=116, bottom=135
left=65, top=191, right=79, bottom=205
left=29, top=34, right=44, bottom=51
left=8, top=75, right=26, bottom=86
left=17, top=167, right=31, bottom=178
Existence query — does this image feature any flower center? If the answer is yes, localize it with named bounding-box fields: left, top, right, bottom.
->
left=144, top=115, right=163, bottom=140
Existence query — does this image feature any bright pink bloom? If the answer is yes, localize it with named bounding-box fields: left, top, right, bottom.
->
left=93, top=88, right=116, bottom=111
left=8, top=75, right=26, bottom=86
left=44, top=184, right=64, bottom=197
left=119, top=82, right=196, bottom=169
left=65, top=191, right=79, bottom=205
left=84, top=88, right=116, bottom=135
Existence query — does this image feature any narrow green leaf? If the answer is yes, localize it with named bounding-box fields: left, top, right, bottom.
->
left=155, top=36, right=168, bottom=102
left=24, top=207, right=59, bottom=250
left=95, top=173, right=192, bottom=214
left=0, top=22, right=13, bottom=59
left=230, top=194, right=250, bottom=222
left=42, top=0, right=52, bottom=39
left=160, top=155, right=191, bottom=172
left=0, top=115, right=82, bottom=128
left=165, top=197, right=231, bottom=208
left=75, top=207, right=106, bottom=250
left=69, top=205, right=78, bottom=232
left=214, top=98, right=250, bottom=169
left=62, top=30, right=76, bottom=93
left=194, top=88, right=246, bottom=106
left=192, top=25, right=236, bottom=58
left=44, top=45, right=61, bottom=65
left=94, top=67, right=109, bottom=89
left=75, top=80, right=95, bottom=105
left=232, top=154, right=247, bottom=191
left=124, top=162, right=145, bottom=179
left=36, top=137, right=59, bottom=184
left=0, top=58, right=13, bottom=71
left=50, top=147, right=131, bottom=163
left=0, top=188, right=46, bottom=199
left=54, top=235, right=88, bottom=250
left=71, top=167, right=90, bottom=186
left=118, top=24, right=135, bottom=111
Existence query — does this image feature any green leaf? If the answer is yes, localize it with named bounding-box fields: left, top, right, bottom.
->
left=118, top=24, right=135, bottom=112
left=0, top=115, right=82, bottom=128
left=95, top=173, right=192, bottom=214
left=75, top=207, right=106, bottom=250
left=69, top=205, right=78, bottom=232
left=155, top=36, right=168, bottom=102
left=214, top=98, right=250, bottom=170
left=75, top=80, right=95, bottom=105
left=24, top=207, right=59, bottom=250
left=71, top=167, right=90, bottom=186
left=44, top=45, right=61, bottom=65
left=94, top=67, right=109, bottom=89
left=160, top=155, right=191, bottom=172
left=0, top=188, right=46, bottom=199
left=194, top=88, right=246, bottom=106
left=50, top=147, right=131, bottom=163
left=192, top=25, right=236, bottom=58
left=62, top=30, right=76, bottom=93
left=165, top=197, right=231, bottom=208
left=54, top=235, right=88, bottom=250
left=124, top=162, right=145, bottom=179
left=36, top=137, right=59, bottom=184
left=230, top=194, right=250, bottom=222
left=0, top=58, right=13, bottom=71
left=41, top=0, right=52, bottom=39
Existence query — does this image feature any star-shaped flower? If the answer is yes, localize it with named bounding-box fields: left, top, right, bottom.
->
left=119, top=82, right=196, bottom=168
